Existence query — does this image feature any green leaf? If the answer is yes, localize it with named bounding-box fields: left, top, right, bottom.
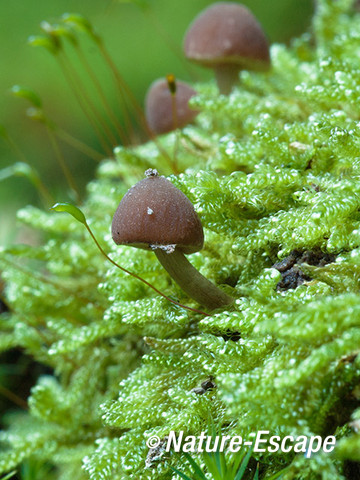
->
left=215, top=449, right=225, bottom=478
left=0, top=472, right=17, bottom=480
left=0, top=163, right=39, bottom=186
left=170, top=467, right=193, bottom=480
left=183, top=452, right=207, bottom=480
left=26, top=107, right=47, bottom=124
left=234, top=444, right=254, bottom=480
left=51, top=24, right=78, bottom=46
left=228, top=450, right=246, bottom=478
left=1, top=244, right=34, bottom=256
left=11, top=86, right=42, bottom=108
left=50, top=203, right=86, bottom=225
left=27, top=35, right=59, bottom=54
left=266, top=466, right=290, bottom=480
left=203, top=451, right=223, bottom=480
left=40, top=21, right=77, bottom=47
left=61, top=14, right=100, bottom=43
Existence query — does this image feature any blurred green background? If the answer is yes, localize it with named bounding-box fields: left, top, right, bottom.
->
left=0, top=0, right=313, bottom=246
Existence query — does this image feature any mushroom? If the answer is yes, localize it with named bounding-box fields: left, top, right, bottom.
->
left=145, top=78, right=199, bottom=134
left=183, top=2, right=270, bottom=94
left=111, top=169, right=233, bottom=310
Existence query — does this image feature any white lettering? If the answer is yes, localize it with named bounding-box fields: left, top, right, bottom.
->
left=306, top=436, right=322, bottom=458
left=267, top=435, right=280, bottom=453
left=322, top=436, right=336, bottom=453
left=281, top=436, right=294, bottom=453
left=254, top=430, right=269, bottom=452
left=166, top=431, right=183, bottom=452
left=293, top=435, right=308, bottom=453
left=183, top=435, right=197, bottom=453
left=228, top=436, right=243, bottom=452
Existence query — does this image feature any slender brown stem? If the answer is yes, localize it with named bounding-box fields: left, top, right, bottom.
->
left=98, top=42, right=176, bottom=170
left=166, top=74, right=180, bottom=173
left=46, top=126, right=81, bottom=202
left=99, top=43, right=143, bottom=122
left=56, top=128, right=104, bottom=162
left=0, top=384, right=28, bottom=410
left=3, top=134, right=54, bottom=205
left=57, top=53, right=112, bottom=156
left=75, top=47, right=129, bottom=145
left=144, top=8, right=199, bottom=81
left=155, top=248, right=233, bottom=310
left=60, top=51, right=118, bottom=146
left=84, top=223, right=210, bottom=316
left=97, top=42, right=137, bottom=141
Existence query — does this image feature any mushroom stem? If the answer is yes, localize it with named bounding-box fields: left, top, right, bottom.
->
left=214, top=64, right=240, bottom=95
left=154, top=248, right=233, bottom=310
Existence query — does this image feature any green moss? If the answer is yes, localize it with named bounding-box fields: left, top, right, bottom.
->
left=1, top=0, right=360, bottom=478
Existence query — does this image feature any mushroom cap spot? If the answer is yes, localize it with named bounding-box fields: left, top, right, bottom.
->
left=184, top=2, right=270, bottom=70
left=145, top=78, right=199, bottom=135
left=112, top=175, right=204, bottom=254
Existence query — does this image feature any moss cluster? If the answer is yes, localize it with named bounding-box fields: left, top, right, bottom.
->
left=1, top=0, right=360, bottom=478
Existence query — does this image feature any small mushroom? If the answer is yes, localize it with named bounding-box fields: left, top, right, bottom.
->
left=145, top=78, right=199, bottom=135
left=111, top=169, right=233, bottom=310
left=183, top=2, right=270, bottom=94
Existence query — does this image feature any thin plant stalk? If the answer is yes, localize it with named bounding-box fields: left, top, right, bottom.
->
left=0, top=384, right=28, bottom=410
left=27, top=107, right=104, bottom=163
left=75, top=46, right=129, bottom=145
left=55, top=128, right=104, bottom=162
left=84, top=221, right=210, bottom=316
left=96, top=42, right=136, bottom=143
left=98, top=43, right=177, bottom=169
left=167, top=73, right=180, bottom=173
left=45, top=126, right=81, bottom=202
left=75, top=28, right=176, bottom=170
left=57, top=53, right=113, bottom=156
left=2, top=132, right=53, bottom=205
left=59, top=50, right=118, bottom=146
left=143, top=7, right=199, bottom=81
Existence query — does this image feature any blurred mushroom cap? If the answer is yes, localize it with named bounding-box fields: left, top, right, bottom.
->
left=145, top=78, right=199, bottom=134
left=184, top=2, right=270, bottom=70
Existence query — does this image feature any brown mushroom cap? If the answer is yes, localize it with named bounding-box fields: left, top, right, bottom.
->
left=112, top=172, right=204, bottom=254
left=184, top=2, right=270, bottom=71
left=145, top=78, right=199, bottom=134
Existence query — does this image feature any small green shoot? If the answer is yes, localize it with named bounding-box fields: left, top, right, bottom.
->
left=40, top=21, right=78, bottom=47
left=10, top=86, right=42, bottom=108
left=62, top=13, right=147, bottom=144
left=11, top=89, right=102, bottom=162
left=27, top=35, right=59, bottom=55
left=19, top=457, right=54, bottom=480
left=29, top=20, right=114, bottom=155
left=171, top=446, right=258, bottom=480
left=0, top=163, right=52, bottom=205
left=61, top=13, right=101, bottom=44
left=11, top=85, right=81, bottom=200
left=51, top=202, right=86, bottom=224
left=171, top=418, right=257, bottom=480
left=0, top=472, right=17, bottom=480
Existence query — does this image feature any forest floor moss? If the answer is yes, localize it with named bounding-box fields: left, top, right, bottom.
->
left=1, top=0, right=360, bottom=479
